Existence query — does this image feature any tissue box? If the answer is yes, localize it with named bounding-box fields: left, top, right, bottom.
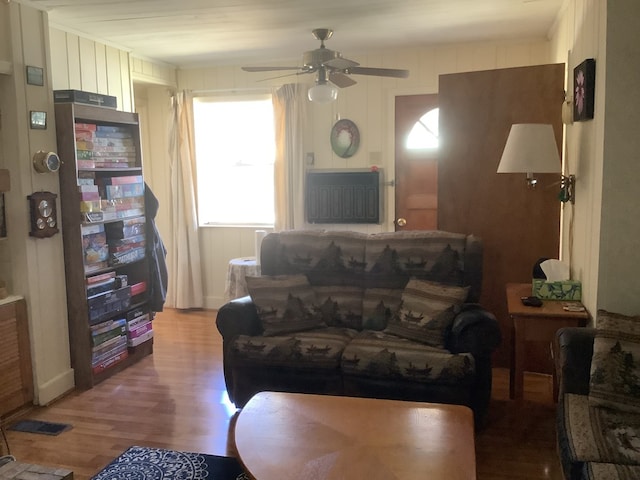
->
left=532, top=279, right=582, bottom=301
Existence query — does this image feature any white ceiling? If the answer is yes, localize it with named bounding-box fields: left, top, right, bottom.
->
left=19, top=0, right=565, bottom=68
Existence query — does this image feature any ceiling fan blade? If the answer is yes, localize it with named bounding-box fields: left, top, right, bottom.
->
left=254, top=71, right=309, bottom=82
left=329, top=72, right=357, bottom=88
left=345, top=66, right=409, bottom=78
left=324, top=57, right=359, bottom=70
left=242, top=66, right=301, bottom=72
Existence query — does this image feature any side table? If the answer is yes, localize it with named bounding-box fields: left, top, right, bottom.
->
left=224, top=257, right=260, bottom=302
left=506, top=283, right=589, bottom=401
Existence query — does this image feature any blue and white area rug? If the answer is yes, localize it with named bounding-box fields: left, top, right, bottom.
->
left=92, top=446, right=249, bottom=480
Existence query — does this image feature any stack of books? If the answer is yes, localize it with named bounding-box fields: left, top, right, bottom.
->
left=74, top=123, right=137, bottom=169
left=126, top=307, right=154, bottom=347
left=90, top=317, right=129, bottom=374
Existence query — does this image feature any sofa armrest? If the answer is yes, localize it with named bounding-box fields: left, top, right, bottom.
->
left=447, top=304, right=501, bottom=357
left=554, top=327, right=595, bottom=396
left=216, top=295, right=263, bottom=340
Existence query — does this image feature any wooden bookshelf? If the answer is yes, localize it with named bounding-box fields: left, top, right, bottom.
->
left=54, top=102, right=153, bottom=389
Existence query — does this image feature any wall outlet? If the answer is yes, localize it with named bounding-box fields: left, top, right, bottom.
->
left=305, top=152, right=315, bottom=166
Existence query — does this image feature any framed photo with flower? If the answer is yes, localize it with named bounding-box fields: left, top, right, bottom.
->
left=573, top=58, right=595, bottom=122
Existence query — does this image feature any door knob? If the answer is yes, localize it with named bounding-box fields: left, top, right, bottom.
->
left=396, top=217, right=407, bottom=227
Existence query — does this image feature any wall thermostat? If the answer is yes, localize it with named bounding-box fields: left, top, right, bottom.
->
left=33, top=150, right=61, bottom=173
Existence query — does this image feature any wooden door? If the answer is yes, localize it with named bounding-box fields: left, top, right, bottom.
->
left=394, top=94, right=439, bottom=231
left=438, top=64, right=564, bottom=368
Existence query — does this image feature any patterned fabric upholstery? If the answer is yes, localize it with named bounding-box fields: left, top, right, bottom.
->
left=589, top=310, right=640, bottom=414
left=583, top=462, right=640, bottom=480
left=313, top=285, right=364, bottom=330
left=363, top=230, right=468, bottom=290
left=361, top=288, right=404, bottom=330
left=560, top=393, right=640, bottom=466
left=262, top=230, right=367, bottom=287
left=341, top=330, right=475, bottom=384
left=231, top=328, right=358, bottom=369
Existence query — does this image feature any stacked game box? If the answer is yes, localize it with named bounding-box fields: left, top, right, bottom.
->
left=126, top=307, right=154, bottom=347
left=74, top=123, right=137, bottom=169
left=105, top=217, right=146, bottom=266
left=90, top=317, right=129, bottom=374
left=97, top=175, right=145, bottom=219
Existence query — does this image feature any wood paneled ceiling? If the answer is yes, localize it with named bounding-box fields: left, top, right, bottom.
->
left=19, top=0, right=565, bottom=67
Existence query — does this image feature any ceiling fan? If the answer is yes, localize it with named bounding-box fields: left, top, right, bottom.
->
left=241, top=28, right=409, bottom=103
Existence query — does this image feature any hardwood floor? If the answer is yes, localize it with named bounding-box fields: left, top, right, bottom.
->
left=1, top=309, right=564, bottom=479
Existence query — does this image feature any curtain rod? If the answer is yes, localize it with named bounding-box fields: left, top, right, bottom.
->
left=190, top=87, right=273, bottom=95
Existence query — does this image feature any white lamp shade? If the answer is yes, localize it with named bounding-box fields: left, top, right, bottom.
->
left=308, top=83, right=338, bottom=103
left=497, top=123, right=561, bottom=174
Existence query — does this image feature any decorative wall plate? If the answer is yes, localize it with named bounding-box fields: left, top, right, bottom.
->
left=330, top=119, right=360, bottom=158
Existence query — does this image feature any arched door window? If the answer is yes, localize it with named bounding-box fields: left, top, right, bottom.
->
left=406, top=108, right=439, bottom=150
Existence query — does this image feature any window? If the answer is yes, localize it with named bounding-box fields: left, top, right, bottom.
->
left=193, top=95, right=275, bottom=226
left=406, top=108, right=439, bottom=150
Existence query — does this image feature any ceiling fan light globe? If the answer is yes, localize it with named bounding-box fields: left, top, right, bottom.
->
left=308, top=83, right=338, bottom=103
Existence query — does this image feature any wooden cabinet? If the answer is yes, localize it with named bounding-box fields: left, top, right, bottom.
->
left=0, top=296, right=33, bottom=417
left=55, top=103, right=153, bottom=389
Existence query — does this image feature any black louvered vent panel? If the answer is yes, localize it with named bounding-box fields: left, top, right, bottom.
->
left=306, top=170, right=381, bottom=224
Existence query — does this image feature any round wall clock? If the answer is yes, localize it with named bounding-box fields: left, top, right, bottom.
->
left=33, top=151, right=61, bottom=173
left=330, top=119, right=360, bottom=158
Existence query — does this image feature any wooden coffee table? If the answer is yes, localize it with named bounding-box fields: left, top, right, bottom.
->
left=233, top=391, right=476, bottom=480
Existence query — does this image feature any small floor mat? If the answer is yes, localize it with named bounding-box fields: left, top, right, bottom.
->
left=9, top=419, right=71, bottom=436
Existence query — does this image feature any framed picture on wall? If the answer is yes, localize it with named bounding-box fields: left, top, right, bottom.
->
left=573, top=58, right=595, bottom=122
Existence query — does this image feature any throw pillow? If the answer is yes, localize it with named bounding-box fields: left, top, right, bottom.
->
left=384, top=278, right=469, bottom=348
left=589, top=309, right=640, bottom=413
left=245, top=274, right=325, bottom=336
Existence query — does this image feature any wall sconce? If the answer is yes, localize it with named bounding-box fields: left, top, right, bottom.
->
left=497, top=123, right=575, bottom=203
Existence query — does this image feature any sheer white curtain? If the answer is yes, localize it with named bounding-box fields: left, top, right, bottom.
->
left=167, top=91, right=204, bottom=308
left=273, top=83, right=306, bottom=231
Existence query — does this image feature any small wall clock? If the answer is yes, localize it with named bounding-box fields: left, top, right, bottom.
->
left=28, top=191, right=59, bottom=238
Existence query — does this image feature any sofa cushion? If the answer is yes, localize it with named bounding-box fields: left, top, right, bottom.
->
left=262, top=230, right=367, bottom=287
left=230, top=328, right=358, bottom=369
left=589, top=310, right=640, bottom=414
left=384, top=279, right=469, bottom=348
left=361, top=288, right=404, bottom=330
left=245, top=274, right=324, bottom=336
left=559, top=393, right=640, bottom=467
left=363, top=230, right=468, bottom=290
left=312, top=285, right=364, bottom=330
left=341, top=330, right=474, bottom=385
